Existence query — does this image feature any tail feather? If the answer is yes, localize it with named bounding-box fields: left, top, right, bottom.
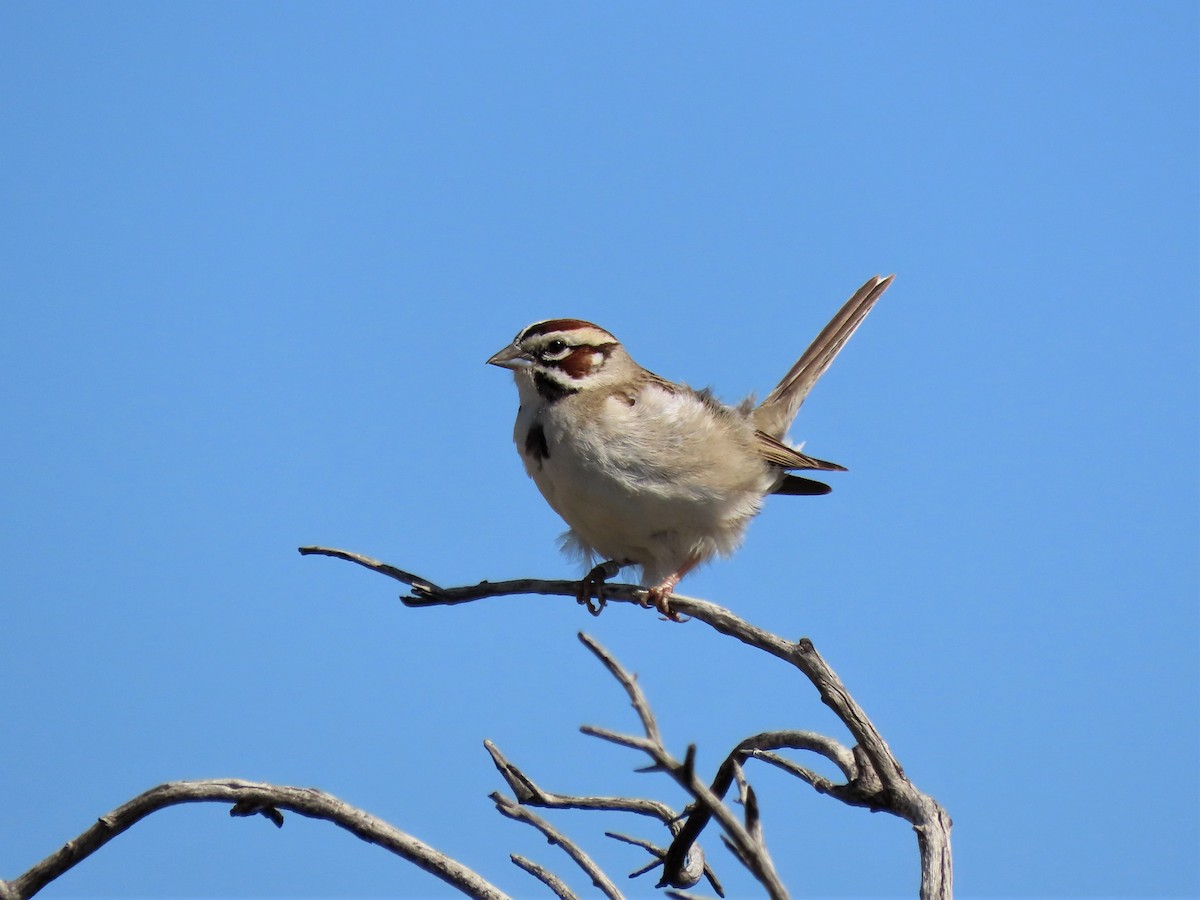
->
left=752, top=274, right=894, bottom=437
left=772, top=474, right=833, bottom=496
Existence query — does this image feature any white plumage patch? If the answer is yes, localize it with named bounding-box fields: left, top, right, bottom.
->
left=526, top=379, right=775, bottom=585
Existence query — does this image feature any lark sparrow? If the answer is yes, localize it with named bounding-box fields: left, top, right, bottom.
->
left=487, top=275, right=894, bottom=620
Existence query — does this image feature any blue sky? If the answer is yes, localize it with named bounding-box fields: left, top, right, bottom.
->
left=2, top=2, right=1196, bottom=897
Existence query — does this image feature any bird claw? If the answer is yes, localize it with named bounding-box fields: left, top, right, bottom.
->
left=641, top=557, right=700, bottom=622
left=644, top=583, right=686, bottom=622
left=577, top=560, right=623, bottom=616
left=578, top=561, right=688, bottom=622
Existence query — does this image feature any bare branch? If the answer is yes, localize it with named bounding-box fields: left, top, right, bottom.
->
left=298, top=546, right=615, bottom=607
left=298, top=546, right=444, bottom=596
left=485, top=737, right=714, bottom=893
left=510, top=855, right=580, bottom=900
left=300, top=548, right=953, bottom=898
left=484, top=740, right=677, bottom=825
left=0, top=779, right=508, bottom=900
left=660, top=728, right=862, bottom=880
left=750, top=750, right=844, bottom=797
left=731, top=762, right=751, bottom=813
left=491, top=792, right=623, bottom=900
left=916, top=805, right=954, bottom=900
left=577, top=632, right=664, bottom=747
left=604, top=831, right=665, bottom=877
left=748, top=732, right=857, bottom=781
left=580, top=725, right=786, bottom=899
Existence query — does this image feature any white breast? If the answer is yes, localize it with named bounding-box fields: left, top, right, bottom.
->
left=516, top=379, right=776, bottom=585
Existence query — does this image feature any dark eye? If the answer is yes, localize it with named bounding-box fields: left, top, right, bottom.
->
left=543, top=339, right=569, bottom=357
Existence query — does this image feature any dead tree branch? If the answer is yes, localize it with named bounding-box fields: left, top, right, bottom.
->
left=0, top=779, right=508, bottom=900
left=299, top=546, right=953, bottom=899
left=576, top=636, right=788, bottom=899
left=491, top=792, right=623, bottom=899
left=510, top=855, right=579, bottom=900
left=485, top=740, right=680, bottom=828
left=484, top=646, right=717, bottom=894
left=4, top=549, right=950, bottom=899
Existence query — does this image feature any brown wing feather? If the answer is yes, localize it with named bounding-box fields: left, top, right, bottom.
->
left=754, top=430, right=846, bottom=472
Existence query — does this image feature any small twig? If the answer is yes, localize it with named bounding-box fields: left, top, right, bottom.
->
left=577, top=632, right=664, bottom=749
left=749, top=750, right=842, bottom=797
left=510, top=855, right=580, bottom=900
left=491, top=792, right=623, bottom=900
left=731, top=762, right=750, bottom=809
left=484, top=740, right=677, bottom=824
left=298, top=546, right=444, bottom=596
left=298, top=546, right=647, bottom=608
left=0, top=779, right=508, bottom=900
left=604, top=832, right=665, bottom=877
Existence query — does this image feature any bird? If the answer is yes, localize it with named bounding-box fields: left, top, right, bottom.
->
left=487, top=274, right=894, bottom=620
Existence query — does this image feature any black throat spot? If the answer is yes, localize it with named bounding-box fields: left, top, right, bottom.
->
left=524, top=422, right=550, bottom=464
left=534, top=371, right=578, bottom=403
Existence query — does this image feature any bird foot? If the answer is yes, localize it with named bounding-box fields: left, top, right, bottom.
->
left=643, top=578, right=685, bottom=622
left=577, top=560, right=624, bottom=616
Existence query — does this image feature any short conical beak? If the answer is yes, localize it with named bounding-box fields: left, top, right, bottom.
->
left=486, top=343, right=530, bottom=370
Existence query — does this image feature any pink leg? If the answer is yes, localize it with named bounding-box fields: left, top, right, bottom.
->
left=644, top=557, right=701, bottom=622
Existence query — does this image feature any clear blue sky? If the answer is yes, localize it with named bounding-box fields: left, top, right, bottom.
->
left=2, top=3, right=1196, bottom=898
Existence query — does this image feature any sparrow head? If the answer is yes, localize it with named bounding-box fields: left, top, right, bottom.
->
left=488, top=319, right=635, bottom=399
